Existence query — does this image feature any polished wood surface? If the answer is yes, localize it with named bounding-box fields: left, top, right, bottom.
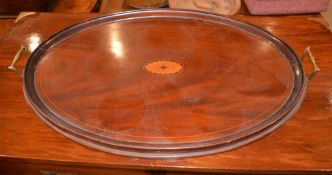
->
left=25, top=10, right=305, bottom=158
left=0, top=19, right=15, bottom=41
left=0, top=12, right=332, bottom=173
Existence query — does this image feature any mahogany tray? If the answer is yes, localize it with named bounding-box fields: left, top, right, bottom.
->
left=23, top=9, right=307, bottom=158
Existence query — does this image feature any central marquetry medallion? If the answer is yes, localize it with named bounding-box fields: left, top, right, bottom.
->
left=144, top=60, right=183, bottom=75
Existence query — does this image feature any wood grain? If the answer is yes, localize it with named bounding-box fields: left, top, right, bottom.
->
left=0, top=12, right=332, bottom=174
left=0, top=19, right=15, bottom=41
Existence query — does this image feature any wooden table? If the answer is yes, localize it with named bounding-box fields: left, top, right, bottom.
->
left=0, top=12, right=332, bottom=175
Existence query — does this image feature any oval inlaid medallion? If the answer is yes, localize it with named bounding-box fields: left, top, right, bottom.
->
left=144, top=60, right=183, bottom=75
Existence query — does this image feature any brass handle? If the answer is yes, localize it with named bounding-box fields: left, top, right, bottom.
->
left=8, top=44, right=29, bottom=77
left=300, top=47, right=320, bottom=80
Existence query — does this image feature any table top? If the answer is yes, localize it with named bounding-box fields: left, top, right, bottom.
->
left=0, top=12, right=332, bottom=173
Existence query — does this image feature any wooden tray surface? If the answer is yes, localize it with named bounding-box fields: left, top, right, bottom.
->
left=23, top=10, right=305, bottom=158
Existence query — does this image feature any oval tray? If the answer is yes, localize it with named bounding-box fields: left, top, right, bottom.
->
left=24, top=9, right=306, bottom=158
